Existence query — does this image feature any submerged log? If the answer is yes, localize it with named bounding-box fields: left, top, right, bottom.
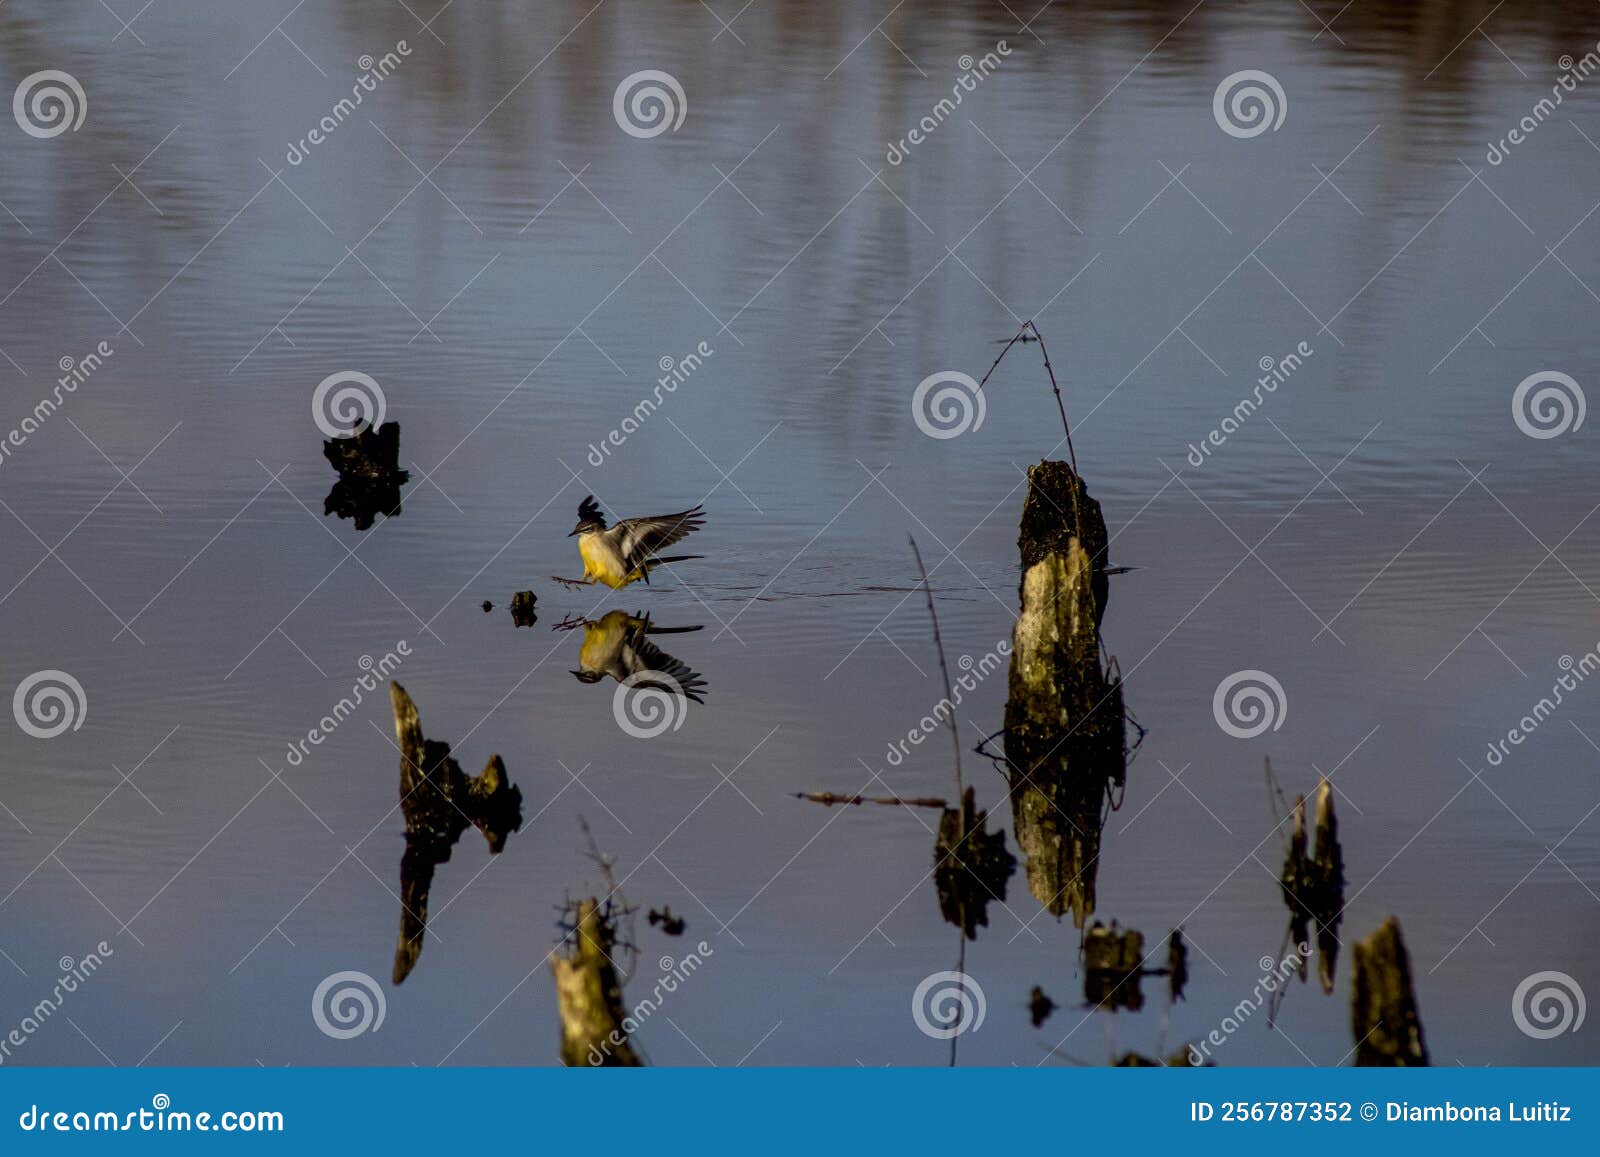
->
left=390, top=682, right=523, bottom=984
left=549, top=898, right=642, bottom=1067
left=933, top=786, right=1016, bottom=940
left=1350, top=916, right=1429, bottom=1066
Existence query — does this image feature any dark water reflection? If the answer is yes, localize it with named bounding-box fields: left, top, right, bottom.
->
left=2, top=0, right=1599, bottom=1065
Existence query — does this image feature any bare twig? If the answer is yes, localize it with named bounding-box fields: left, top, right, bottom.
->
left=793, top=791, right=948, bottom=808
left=576, top=815, right=637, bottom=982
left=977, top=319, right=1076, bottom=470
left=910, top=536, right=964, bottom=801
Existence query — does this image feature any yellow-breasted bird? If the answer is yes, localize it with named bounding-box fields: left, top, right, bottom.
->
left=569, top=611, right=707, bottom=703
left=560, top=495, right=704, bottom=589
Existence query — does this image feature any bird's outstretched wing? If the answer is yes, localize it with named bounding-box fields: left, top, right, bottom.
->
left=624, top=635, right=708, bottom=704
left=577, top=495, right=607, bottom=528
left=615, top=505, right=705, bottom=572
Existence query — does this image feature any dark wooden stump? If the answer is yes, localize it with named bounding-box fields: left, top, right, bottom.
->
left=549, top=899, right=642, bottom=1067
left=1351, top=916, right=1429, bottom=1066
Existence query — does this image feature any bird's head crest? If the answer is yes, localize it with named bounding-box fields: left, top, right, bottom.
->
left=569, top=495, right=608, bottom=536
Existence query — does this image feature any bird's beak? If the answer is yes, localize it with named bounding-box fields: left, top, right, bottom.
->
left=566, top=527, right=579, bottom=537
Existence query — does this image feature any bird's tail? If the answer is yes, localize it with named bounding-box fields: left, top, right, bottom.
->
left=645, top=554, right=703, bottom=568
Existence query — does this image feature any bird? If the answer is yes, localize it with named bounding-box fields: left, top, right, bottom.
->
left=569, top=611, right=707, bottom=703
left=557, top=495, right=705, bottom=589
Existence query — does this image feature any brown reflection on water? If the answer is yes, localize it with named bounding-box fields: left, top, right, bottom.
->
left=390, top=683, right=523, bottom=985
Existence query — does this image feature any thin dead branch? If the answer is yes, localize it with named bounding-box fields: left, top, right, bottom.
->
left=977, top=320, right=1076, bottom=470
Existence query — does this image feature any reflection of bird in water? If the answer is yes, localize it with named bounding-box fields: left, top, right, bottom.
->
left=557, top=495, right=704, bottom=589
left=569, top=611, right=707, bottom=703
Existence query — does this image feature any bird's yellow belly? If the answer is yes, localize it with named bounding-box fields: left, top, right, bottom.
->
left=579, top=536, right=633, bottom=588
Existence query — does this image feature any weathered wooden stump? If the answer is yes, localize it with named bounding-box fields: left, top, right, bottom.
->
left=1351, top=916, right=1429, bottom=1066
left=1017, top=459, right=1108, bottom=576
left=549, top=898, right=642, bottom=1067
left=1004, top=531, right=1125, bottom=926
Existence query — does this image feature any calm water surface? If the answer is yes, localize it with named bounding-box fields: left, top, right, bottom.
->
left=1, top=0, right=1598, bottom=1065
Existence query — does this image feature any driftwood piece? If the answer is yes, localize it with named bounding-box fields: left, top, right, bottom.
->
left=1351, top=916, right=1429, bottom=1066
left=390, top=682, right=522, bottom=984
left=933, top=786, right=1016, bottom=940
left=549, top=898, right=642, bottom=1067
